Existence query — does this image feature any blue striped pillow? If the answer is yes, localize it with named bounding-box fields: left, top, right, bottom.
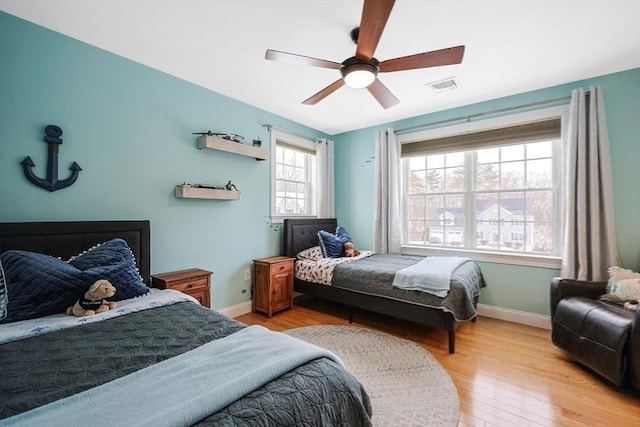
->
left=318, top=230, right=345, bottom=258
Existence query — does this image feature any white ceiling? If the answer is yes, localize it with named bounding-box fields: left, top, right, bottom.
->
left=2, top=0, right=639, bottom=135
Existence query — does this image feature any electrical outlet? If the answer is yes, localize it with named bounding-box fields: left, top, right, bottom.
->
left=244, top=269, right=251, bottom=281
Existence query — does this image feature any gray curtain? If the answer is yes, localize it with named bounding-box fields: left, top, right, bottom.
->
left=316, top=138, right=335, bottom=218
left=373, top=128, right=401, bottom=254
left=561, top=86, right=620, bottom=281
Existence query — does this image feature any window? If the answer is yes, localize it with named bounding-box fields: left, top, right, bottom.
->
left=399, top=107, right=566, bottom=266
left=270, top=129, right=317, bottom=221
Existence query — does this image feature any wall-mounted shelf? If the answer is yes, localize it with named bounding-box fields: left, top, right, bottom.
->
left=175, top=185, right=240, bottom=200
left=197, top=135, right=267, bottom=161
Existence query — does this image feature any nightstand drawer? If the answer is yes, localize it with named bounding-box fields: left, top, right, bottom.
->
left=170, top=278, right=208, bottom=293
left=271, top=261, right=292, bottom=274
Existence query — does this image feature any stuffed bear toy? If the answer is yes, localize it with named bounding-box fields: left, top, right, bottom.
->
left=344, top=242, right=360, bottom=257
left=66, top=279, right=117, bottom=317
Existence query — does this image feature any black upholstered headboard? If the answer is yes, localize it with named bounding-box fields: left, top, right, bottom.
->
left=283, top=218, right=337, bottom=257
left=0, top=221, right=151, bottom=284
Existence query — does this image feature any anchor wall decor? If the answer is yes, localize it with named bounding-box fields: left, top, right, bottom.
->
left=21, top=125, right=82, bottom=192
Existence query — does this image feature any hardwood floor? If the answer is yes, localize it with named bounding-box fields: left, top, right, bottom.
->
left=235, top=295, right=640, bottom=427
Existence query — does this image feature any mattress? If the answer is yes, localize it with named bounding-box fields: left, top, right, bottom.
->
left=296, top=254, right=485, bottom=321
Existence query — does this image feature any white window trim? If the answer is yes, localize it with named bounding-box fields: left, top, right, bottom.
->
left=397, top=105, right=568, bottom=269
left=270, top=128, right=317, bottom=224
left=402, top=245, right=562, bottom=269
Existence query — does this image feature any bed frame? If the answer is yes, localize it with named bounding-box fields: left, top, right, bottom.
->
left=284, top=218, right=470, bottom=354
left=0, top=220, right=151, bottom=284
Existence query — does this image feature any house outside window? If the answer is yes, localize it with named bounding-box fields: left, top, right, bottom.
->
left=270, top=128, right=317, bottom=222
left=399, top=106, right=566, bottom=267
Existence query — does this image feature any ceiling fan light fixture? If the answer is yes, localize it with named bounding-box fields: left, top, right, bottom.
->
left=342, top=63, right=377, bottom=89
left=265, top=4, right=465, bottom=107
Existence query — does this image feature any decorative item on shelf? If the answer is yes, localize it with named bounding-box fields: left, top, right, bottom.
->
left=225, top=133, right=244, bottom=143
left=192, top=131, right=244, bottom=143
left=225, top=180, right=239, bottom=191
left=22, top=125, right=82, bottom=192
left=181, top=182, right=225, bottom=190
left=252, top=139, right=262, bottom=147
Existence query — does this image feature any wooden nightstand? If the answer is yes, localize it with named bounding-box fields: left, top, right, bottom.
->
left=150, top=268, right=211, bottom=308
left=252, top=256, right=295, bottom=317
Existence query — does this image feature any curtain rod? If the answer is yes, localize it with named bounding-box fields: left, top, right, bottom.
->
left=262, top=124, right=318, bottom=141
left=395, top=93, right=584, bottom=134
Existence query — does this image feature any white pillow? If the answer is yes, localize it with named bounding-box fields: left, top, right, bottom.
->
left=297, top=246, right=323, bottom=261
left=608, top=266, right=640, bottom=282
left=607, top=266, right=640, bottom=302
left=609, top=279, right=640, bottom=302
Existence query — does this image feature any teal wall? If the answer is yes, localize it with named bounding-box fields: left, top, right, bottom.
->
left=2, top=12, right=639, bottom=316
left=0, top=12, right=329, bottom=310
left=334, top=68, right=640, bottom=316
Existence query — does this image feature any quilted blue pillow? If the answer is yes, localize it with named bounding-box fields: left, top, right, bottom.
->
left=0, top=238, right=149, bottom=323
left=68, top=238, right=148, bottom=300
left=318, top=230, right=345, bottom=258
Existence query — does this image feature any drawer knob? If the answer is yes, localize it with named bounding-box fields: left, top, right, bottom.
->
left=188, top=283, right=194, bottom=288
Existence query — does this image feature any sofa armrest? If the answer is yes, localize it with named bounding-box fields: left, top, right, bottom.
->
left=630, top=306, right=640, bottom=391
left=550, top=277, right=607, bottom=320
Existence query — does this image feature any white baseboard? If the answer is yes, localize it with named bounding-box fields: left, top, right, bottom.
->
left=218, top=293, right=300, bottom=318
left=217, top=299, right=552, bottom=330
left=477, top=303, right=551, bottom=330
left=217, top=300, right=252, bottom=318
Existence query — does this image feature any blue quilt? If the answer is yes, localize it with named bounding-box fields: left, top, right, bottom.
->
left=5, top=325, right=343, bottom=427
left=392, top=256, right=470, bottom=297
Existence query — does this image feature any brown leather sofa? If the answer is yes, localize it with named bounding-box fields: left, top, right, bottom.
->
left=550, top=277, right=640, bottom=391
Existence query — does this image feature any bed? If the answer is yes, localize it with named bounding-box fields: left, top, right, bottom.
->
left=0, top=220, right=372, bottom=426
left=283, top=218, right=485, bottom=354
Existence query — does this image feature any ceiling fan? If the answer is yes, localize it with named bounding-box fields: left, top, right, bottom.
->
left=265, top=0, right=465, bottom=109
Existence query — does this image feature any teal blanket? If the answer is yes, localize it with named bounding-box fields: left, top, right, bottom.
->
left=392, top=256, right=469, bottom=297
left=4, top=325, right=342, bottom=427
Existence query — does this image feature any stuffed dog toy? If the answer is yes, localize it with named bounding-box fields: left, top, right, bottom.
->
left=66, top=279, right=117, bottom=317
left=344, top=242, right=361, bottom=257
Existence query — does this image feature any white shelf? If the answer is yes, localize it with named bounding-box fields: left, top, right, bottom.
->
left=196, top=135, right=267, bottom=160
left=174, top=186, right=240, bottom=200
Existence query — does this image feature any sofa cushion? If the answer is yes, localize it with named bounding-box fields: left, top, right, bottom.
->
left=555, top=297, right=632, bottom=350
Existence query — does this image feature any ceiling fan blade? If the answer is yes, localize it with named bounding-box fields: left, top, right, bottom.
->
left=379, top=45, right=465, bottom=73
left=367, top=78, right=399, bottom=109
left=265, top=49, right=341, bottom=70
left=302, top=79, right=345, bottom=105
left=355, top=0, right=396, bottom=61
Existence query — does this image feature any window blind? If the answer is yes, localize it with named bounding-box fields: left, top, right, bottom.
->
left=276, top=139, right=316, bottom=155
left=400, top=118, right=561, bottom=157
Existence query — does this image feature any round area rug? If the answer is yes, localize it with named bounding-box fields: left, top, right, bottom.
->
left=284, top=325, right=459, bottom=427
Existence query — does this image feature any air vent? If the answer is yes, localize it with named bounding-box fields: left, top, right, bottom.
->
left=427, top=77, right=460, bottom=94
